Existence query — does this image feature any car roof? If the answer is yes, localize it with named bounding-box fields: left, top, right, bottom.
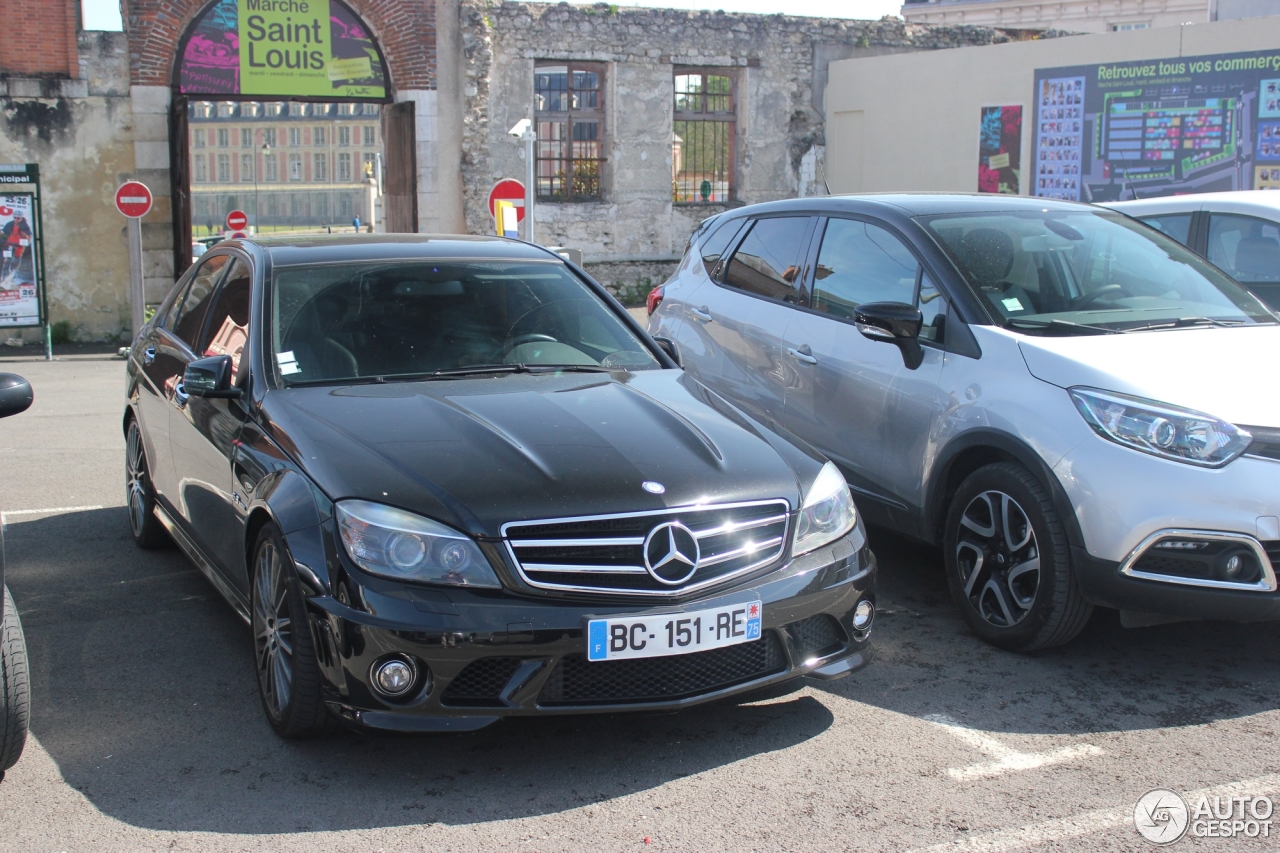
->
left=223, top=234, right=562, bottom=267
left=1103, top=190, right=1280, bottom=218
left=706, top=193, right=1099, bottom=221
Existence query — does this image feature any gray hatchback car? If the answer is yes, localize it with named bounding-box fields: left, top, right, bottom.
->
left=649, top=194, right=1280, bottom=651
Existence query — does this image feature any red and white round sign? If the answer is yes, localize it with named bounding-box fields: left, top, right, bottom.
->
left=225, top=209, right=248, bottom=231
left=488, top=179, right=526, bottom=223
left=114, top=181, right=153, bottom=218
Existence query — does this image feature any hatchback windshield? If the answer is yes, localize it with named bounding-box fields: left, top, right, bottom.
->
left=269, top=260, right=659, bottom=385
left=919, top=210, right=1277, bottom=334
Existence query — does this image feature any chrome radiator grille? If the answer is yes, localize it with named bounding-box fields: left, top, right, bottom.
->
left=502, top=500, right=791, bottom=596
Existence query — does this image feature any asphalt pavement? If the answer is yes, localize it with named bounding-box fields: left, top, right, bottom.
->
left=0, top=353, right=1278, bottom=852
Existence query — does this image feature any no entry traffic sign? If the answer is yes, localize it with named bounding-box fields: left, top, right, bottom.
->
left=225, top=209, right=248, bottom=231
left=114, top=181, right=152, bottom=218
left=488, top=179, right=526, bottom=223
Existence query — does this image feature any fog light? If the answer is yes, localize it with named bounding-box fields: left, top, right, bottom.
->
left=372, top=656, right=417, bottom=697
left=852, top=600, right=874, bottom=631
left=1216, top=550, right=1259, bottom=583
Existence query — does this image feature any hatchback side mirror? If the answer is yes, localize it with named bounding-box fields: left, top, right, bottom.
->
left=0, top=373, right=33, bottom=419
left=854, top=301, right=924, bottom=370
left=653, top=336, right=683, bottom=368
left=184, top=355, right=241, bottom=399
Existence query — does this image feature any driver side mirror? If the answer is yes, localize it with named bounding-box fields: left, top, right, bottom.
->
left=184, top=355, right=241, bottom=399
left=652, top=336, right=683, bottom=368
left=0, top=373, right=33, bottom=419
left=854, top=302, right=925, bottom=370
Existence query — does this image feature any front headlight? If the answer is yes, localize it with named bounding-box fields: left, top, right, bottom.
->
left=793, top=461, right=858, bottom=557
left=335, top=500, right=501, bottom=588
left=1069, top=387, right=1252, bottom=468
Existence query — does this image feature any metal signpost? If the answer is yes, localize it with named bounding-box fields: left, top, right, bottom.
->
left=115, top=181, right=153, bottom=341
left=0, top=164, right=50, bottom=359
left=488, top=179, right=527, bottom=238
left=225, top=209, right=249, bottom=240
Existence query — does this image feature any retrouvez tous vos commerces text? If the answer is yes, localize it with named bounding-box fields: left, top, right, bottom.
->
left=1098, top=54, right=1280, bottom=80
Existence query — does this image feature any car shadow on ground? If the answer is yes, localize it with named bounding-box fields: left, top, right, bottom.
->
left=814, top=525, right=1280, bottom=738
left=6, top=507, right=833, bottom=834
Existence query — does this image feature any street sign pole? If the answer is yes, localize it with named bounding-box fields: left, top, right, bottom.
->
left=522, top=128, right=536, bottom=244
left=127, top=217, right=144, bottom=338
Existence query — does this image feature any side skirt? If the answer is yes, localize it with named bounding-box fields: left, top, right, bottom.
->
left=154, top=504, right=251, bottom=624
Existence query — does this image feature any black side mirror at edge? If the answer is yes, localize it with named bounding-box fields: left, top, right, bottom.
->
left=0, top=373, right=33, bottom=419
left=184, top=355, right=241, bottom=399
left=853, top=301, right=925, bottom=370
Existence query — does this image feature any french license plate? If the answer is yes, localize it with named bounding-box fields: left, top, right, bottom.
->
left=586, top=600, right=762, bottom=662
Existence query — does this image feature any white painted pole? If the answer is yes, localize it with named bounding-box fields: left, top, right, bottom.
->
left=523, top=128, right=536, bottom=244
left=127, top=216, right=145, bottom=340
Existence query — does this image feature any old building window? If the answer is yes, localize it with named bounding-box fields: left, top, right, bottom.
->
left=240, top=128, right=252, bottom=148
left=194, top=155, right=208, bottom=182
left=313, top=153, right=327, bottom=182
left=289, top=128, right=301, bottom=147
left=362, top=126, right=375, bottom=146
left=338, top=126, right=351, bottom=147
left=313, top=103, right=331, bottom=117
left=363, top=104, right=380, bottom=117
left=338, top=103, right=356, bottom=116
left=194, top=102, right=213, bottom=119
left=193, top=129, right=206, bottom=149
left=289, top=102, right=306, bottom=117
left=217, top=128, right=229, bottom=148
left=362, top=152, right=376, bottom=177
left=288, top=154, right=302, bottom=181
left=314, top=126, right=327, bottom=146
left=217, top=154, right=231, bottom=182
left=672, top=69, right=736, bottom=203
left=535, top=62, right=605, bottom=201
left=337, top=152, right=352, bottom=182
left=241, top=154, right=254, bottom=181
left=263, top=128, right=277, bottom=147
left=243, top=102, right=261, bottom=118
left=266, top=102, right=284, bottom=117
left=217, top=102, right=234, bottom=118
left=264, top=154, right=278, bottom=182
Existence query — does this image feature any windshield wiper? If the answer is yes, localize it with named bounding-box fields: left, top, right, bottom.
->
left=285, top=363, right=616, bottom=387
left=1006, top=318, right=1123, bottom=335
left=1123, top=316, right=1247, bottom=332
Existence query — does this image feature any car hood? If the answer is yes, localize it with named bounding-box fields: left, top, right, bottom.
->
left=1017, top=324, right=1280, bottom=427
left=258, top=370, right=818, bottom=538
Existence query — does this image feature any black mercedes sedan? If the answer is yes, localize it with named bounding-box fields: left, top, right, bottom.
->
left=124, top=235, right=876, bottom=737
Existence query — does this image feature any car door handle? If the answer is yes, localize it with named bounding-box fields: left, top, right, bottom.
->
left=787, top=346, right=818, bottom=366
left=143, top=345, right=156, bottom=365
left=690, top=306, right=713, bottom=323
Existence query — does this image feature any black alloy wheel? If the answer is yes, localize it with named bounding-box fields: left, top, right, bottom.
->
left=125, top=419, right=170, bottom=549
left=943, top=461, right=1092, bottom=652
left=251, top=523, right=336, bottom=739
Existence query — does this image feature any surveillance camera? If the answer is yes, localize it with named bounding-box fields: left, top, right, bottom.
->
left=508, top=118, right=532, bottom=138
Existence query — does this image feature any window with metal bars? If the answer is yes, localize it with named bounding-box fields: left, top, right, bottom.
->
left=535, top=62, right=605, bottom=201
left=672, top=69, right=736, bottom=203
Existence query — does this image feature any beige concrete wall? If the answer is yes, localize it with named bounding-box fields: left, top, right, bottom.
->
left=826, top=16, right=1280, bottom=195
left=901, top=0, right=1211, bottom=34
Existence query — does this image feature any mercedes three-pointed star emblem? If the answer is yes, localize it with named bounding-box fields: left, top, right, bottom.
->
left=643, top=521, right=701, bottom=585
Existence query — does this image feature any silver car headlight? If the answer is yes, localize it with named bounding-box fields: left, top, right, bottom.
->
left=793, top=461, right=858, bottom=557
left=1069, top=387, right=1252, bottom=468
left=336, top=500, right=501, bottom=588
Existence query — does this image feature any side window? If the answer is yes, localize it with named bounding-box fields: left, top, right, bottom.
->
left=158, top=270, right=197, bottom=332
left=1139, top=213, right=1193, bottom=246
left=699, top=217, right=744, bottom=273
left=918, top=272, right=947, bottom=343
left=722, top=217, right=809, bottom=301
left=812, top=218, right=919, bottom=319
left=171, top=254, right=230, bottom=348
left=1207, top=213, right=1280, bottom=282
left=199, top=259, right=251, bottom=381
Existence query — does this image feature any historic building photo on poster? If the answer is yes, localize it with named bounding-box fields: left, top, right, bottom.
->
left=0, top=194, right=39, bottom=327
left=979, top=105, right=1022, bottom=194
left=1034, top=48, right=1280, bottom=201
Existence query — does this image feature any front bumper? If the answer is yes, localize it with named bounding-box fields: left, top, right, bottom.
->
left=303, top=528, right=875, bottom=732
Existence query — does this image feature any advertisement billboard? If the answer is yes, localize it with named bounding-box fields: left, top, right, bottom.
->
left=1034, top=49, right=1280, bottom=201
left=979, top=105, right=1022, bottom=195
left=0, top=194, right=39, bottom=327
left=178, top=0, right=388, bottom=100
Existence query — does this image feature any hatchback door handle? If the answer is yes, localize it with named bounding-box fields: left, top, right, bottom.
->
left=787, top=346, right=818, bottom=366
left=691, top=306, right=713, bottom=323
left=143, top=345, right=156, bottom=365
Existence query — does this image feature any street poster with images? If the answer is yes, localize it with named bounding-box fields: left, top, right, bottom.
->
left=1034, top=48, right=1280, bottom=202
left=178, top=0, right=388, bottom=100
left=978, top=105, right=1022, bottom=195
left=0, top=194, right=39, bottom=327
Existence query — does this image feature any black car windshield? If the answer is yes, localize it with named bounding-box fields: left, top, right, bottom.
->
left=919, top=209, right=1277, bottom=334
left=268, top=259, right=660, bottom=385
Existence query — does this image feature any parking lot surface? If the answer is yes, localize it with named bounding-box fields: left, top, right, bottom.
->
left=1, top=353, right=1277, bottom=852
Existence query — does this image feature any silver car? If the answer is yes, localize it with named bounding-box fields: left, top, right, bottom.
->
left=648, top=194, right=1280, bottom=651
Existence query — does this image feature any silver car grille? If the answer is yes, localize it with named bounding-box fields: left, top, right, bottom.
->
left=501, top=500, right=791, bottom=596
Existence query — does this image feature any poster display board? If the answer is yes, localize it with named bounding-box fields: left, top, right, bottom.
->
left=178, top=0, right=388, bottom=100
left=978, top=106, right=1022, bottom=195
left=1034, top=49, right=1280, bottom=201
left=0, top=194, right=39, bottom=327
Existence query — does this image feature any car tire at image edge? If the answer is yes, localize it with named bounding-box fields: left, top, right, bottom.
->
left=943, top=461, right=1093, bottom=652
left=0, top=584, right=30, bottom=776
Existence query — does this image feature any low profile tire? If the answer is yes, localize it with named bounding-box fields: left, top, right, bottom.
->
left=125, top=419, right=170, bottom=549
left=1, top=585, right=30, bottom=774
left=251, top=523, right=337, bottom=739
left=943, top=462, right=1093, bottom=652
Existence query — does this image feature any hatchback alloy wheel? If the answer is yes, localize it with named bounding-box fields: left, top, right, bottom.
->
left=955, top=490, right=1040, bottom=628
left=253, top=539, right=294, bottom=719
